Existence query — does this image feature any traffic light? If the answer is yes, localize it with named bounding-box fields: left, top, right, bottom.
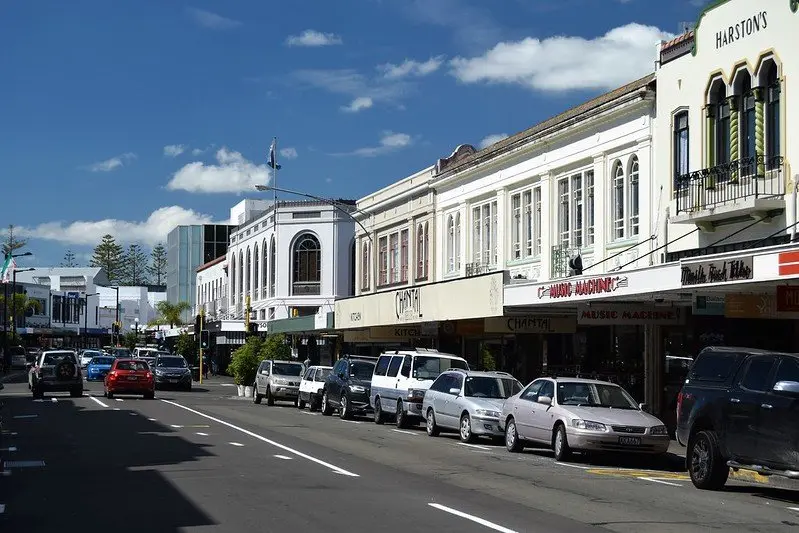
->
left=568, top=255, right=584, bottom=276
left=200, top=330, right=210, bottom=350
left=194, top=314, right=202, bottom=333
left=246, top=322, right=259, bottom=337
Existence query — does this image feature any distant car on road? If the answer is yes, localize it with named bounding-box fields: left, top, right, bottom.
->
left=80, top=350, right=104, bottom=369
left=152, top=355, right=192, bottom=391
left=104, top=358, right=155, bottom=399
left=8, top=346, right=27, bottom=369
left=29, top=350, right=83, bottom=399
left=86, top=356, right=115, bottom=382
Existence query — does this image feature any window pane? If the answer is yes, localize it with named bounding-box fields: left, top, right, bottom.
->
left=775, top=357, right=799, bottom=384
left=511, top=194, right=521, bottom=259
left=741, top=356, right=775, bottom=392
left=523, top=190, right=533, bottom=257
left=585, top=171, right=595, bottom=246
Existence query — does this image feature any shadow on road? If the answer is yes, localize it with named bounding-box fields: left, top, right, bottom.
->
left=0, top=394, right=216, bottom=533
left=723, top=484, right=799, bottom=504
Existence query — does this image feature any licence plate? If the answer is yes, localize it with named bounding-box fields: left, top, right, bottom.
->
left=618, top=436, right=641, bottom=446
left=127, top=376, right=137, bottom=381
left=169, top=379, right=179, bottom=383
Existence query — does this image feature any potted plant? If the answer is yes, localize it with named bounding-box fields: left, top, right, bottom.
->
left=230, top=337, right=262, bottom=397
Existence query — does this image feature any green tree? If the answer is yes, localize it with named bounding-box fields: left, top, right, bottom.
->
left=61, top=250, right=78, bottom=267
left=174, top=331, right=197, bottom=365
left=229, top=337, right=263, bottom=385
left=1, top=224, right=27, bottom=257
left=154, top=300, right=191, bottom=328
left=148, top=243, right=168, bottom=286
left=0, top=293, right=42, bottom=323
left=121, top=331, right=138, bottom=352
left=90, top=234, right=124, bottom=283
left=120, top=244, right=149, bottom=285
left=258, top=333, right=291, bottom=361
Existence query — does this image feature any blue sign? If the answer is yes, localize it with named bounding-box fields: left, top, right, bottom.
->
left=66, top=291, right=80, bottom=300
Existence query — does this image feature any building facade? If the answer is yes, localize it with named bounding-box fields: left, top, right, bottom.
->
left=195, top=255, right=227, bottom=321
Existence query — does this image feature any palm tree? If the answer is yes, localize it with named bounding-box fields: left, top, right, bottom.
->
left=0, top=293, right=42, bottom=325
left=154, top=301, right=191, bottom=328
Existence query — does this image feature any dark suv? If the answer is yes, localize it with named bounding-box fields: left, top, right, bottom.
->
left=677, top=346, right=799, bottom=490
left=321, top=356, right=376, bottom=419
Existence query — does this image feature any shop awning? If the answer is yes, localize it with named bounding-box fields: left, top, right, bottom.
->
left=267, top=315, right=316, bottom=335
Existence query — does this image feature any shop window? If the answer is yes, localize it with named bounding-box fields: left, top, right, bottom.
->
left=558, top=170, right=593, bottom=248
left=291, top=233, right=321, bottom=296
left=510, top=189, right=538, bottom=260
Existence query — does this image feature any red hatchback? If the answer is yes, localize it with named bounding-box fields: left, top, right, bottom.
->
left=104, top=358, right=155, bottom=399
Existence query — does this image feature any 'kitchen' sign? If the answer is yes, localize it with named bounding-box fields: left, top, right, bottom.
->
left=681, top=257, right=753, bottom=286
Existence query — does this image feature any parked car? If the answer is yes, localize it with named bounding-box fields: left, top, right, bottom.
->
left=8, top=346, right=27, bottom=369
left=677, top=346, right=799, bottom=490
left=104, top=358, right=155, bottom=399
left=152, top=355, right=192, bottom=391
left=500, top=377, right=669, bottom=461
left=253, top=360, right=304, bottom=406
left=86, top=356, right=115, bottom=382
left=370, top=349, right=469, bottom=428
left=298, top=365, right=332, bottom=410
left=29, top=350, right=83, bottom=399
left=423, top=369, right=522, bottom=442
left=109, top=347, right=132, bottom=359
left=80, top=349, right=104, bottom=369
left=321, top=356, right=376, bottom=419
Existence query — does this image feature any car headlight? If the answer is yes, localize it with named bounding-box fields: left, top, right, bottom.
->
left=474, top=409, right=501, bottom=419
left=408, top=389, right=426, bottom=401
left=650, top=425, right=669, bottom=436
left=155, top=369, right=165, bottom=375
left=274, top=378, right=287, bottom=385
left=571, top=419, right=607, bottom=431
left=349, top=385, right=366, bottom=393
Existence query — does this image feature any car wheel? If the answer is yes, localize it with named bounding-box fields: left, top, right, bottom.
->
left=339, top=394, right=351, bottom=420
left=688, top=430, right=729, bottom=490
left=106, top=390, right=114, bottom=399
left=553, top=424, right=571, bottom=461
left=505, top=417, right=524, bottom=452
left=144, top=391, right=155, bottom=400
left=253, top=384, right=262, bottom=405
left=395, top=399, right=409, bottom=429
left=309, top=394, right=318, bottom=411
left=70, top=387, right=82, bottom=398
left=426, top=409, right=440, bottom=437
left=321, top=390, right=333, bottom=416
left=459, top=414, right=475, bottom=443
left=297, top=398, right=306, bottom=409
left=32, top=384, right=44, bottom=400
left=266, top=386, right=275, bottom=406
left=374, top=397, right=385, bottom=424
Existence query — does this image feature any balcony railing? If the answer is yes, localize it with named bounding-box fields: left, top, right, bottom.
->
left=464, top=262, right=496, bottom=277
left=675, top=155, right=784, bottom=214
left=292, top=282, right=321, bottom=296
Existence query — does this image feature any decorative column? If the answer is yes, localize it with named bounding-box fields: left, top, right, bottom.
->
left=495, top=188, right=506, bottom=271
left=539, top=173, right=553, bottom=280
left=755, top=89, right=765, bottom=175
left=729, top=99, right=739, bottom=183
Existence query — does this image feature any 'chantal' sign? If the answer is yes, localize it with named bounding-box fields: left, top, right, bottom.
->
left=394, top=287, right=422, bottom=321
left=715, top=11, right=768, bottom=50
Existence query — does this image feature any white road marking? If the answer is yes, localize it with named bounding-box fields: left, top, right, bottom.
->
left=88, top=396, right=109, bottom=408
left=341, top=420, right=362, bottom=424
left=428, top=503, right=518, bottom=533
left=115, top=398, right=124, bottom=402
left=274, top=455, right=292, bottom=460
left=300, top=410, right=319, bottom=416
left=33, top=399, right=46, bottom=403
left=1, top=432, right=17, bottom=436
left=4, top=460, right=45, bottom=468
left=230, top=442, right=244, bottom=447
left=556, top=462, right=591, bottom=470
left=0, top=471, right=10, bottom=477
left=788, top=507, right=799, bottom=512
left=459, top=443, right=491, bottom=451
left=113, top=408, right=121, bottom=411
left=51, top=398, right=58, bottom=403
left=0, top=447, right=17, bottom=453
left=391, top=429, right=417, bottom=436
left=12, top=415, right=37, bottom=419
left=638, top=476, right=682, bottom=487
left=219, top=383, right=235, bottom=387
left=196, top=432, right=209, bottom=436
left=148, top=418, right=157, bottom=421
left=128, top=413, right=137, bottom=416
left=161, top=399, right=359, bottom=477
left=170, top=425, right=183, bottom=428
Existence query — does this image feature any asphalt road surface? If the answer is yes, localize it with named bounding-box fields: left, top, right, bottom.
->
left=1, top=375, right=798, bottom=533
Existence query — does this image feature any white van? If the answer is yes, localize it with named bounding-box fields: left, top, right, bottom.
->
left=370, top=348, right=468, bottom=428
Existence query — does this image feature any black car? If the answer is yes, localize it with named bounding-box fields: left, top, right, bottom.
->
left=321, top=356, right=376, bottom=419
left=152, top=355, right=192, bottom=391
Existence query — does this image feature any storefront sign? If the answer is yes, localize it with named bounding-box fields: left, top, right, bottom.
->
left=715, top=11, right=768, bottom=50
left=776, top=286, right=799, bottom=312
left=725, top=293, right=776, bottom=318
left=681, top=257, right=753, bottom=286
left=342, top=326, right=435, bottom=342
left=484, top=316, right=577, bottom=334
left=778, top=251, right=799, bottom=276
left=537, top=276, right=628, bottom=300
left=395, top=287, right=422, bottom=321
left=576, top=305, right=685, bottom=325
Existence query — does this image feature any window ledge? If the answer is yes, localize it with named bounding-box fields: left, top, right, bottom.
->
left=506, top=258, right=541, bottom=267
left=606, top=239, right=641, bottom=251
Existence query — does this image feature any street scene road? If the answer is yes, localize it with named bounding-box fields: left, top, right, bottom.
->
left=1, top=374, right=797, bottom=533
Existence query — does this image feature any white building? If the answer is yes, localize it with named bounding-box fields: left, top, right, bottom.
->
left=196, top=255, right=227, bottom=320
left=97, top=285, right=165, bottom=333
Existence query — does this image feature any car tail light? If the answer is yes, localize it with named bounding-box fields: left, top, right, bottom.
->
left=145, top=372, right=153, bottom=380
left=109, top=371, right=118, bottom=380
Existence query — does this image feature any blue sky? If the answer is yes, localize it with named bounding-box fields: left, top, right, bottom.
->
left=0, top=0, right=706, bottom=267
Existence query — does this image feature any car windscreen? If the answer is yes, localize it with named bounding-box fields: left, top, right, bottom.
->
left=464, top=377, right=521, bottom=399
left=43, top=353, right=77, bottom=365
left=412, top=357, right=468, bottom=380
left=90, top=357, right=114, bottom=365
left=556, top=382, right=638, bottom=409
left=349, top=361, right=375, bottom=380
left=314, top=368, right=332, bottom=382
left=272, top=363, right=303, bottom=376
left=116, top=360, right=149, bottom=371
left=113, top=349, right=132, bottom=357
left=83, top=351, right=102, bottom=358
left=157, top=357, right=187, bottom=368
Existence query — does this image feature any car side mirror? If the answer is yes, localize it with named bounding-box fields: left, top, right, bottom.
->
left=639, top=402, right=649, bottom=412
left=773, top=380, right=799, bottom=395
left=538, top=396, right=552, bottom=406
left=448, top=388, right=460, bottom=395
left=261, top=370, right=269, bottom=375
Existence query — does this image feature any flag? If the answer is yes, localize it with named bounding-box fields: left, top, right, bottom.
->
left=267, top=138, right=281, bottom=170
left=1, top=255, right=16, bottom=284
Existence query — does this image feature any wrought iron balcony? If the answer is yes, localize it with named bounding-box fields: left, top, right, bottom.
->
left=292, top=282, right=321, bottom=296
left=675, top=155, right=784, bottom=216
left=465, top=262, right=496, bottom=277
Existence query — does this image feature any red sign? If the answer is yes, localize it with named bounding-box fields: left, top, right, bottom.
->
left=778, top=251, right=799, bottom=276
left=537, top=276, right=629, bottom=300
left=776, top=285, right=799, bottom=312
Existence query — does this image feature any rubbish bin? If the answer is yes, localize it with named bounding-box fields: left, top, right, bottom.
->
left=191, top=366, right=200, bottom=381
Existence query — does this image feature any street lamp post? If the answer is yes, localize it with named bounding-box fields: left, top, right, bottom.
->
left=11, top=267, right=35, bottom=340
left=83, top=293, right=99, bottom=349
left=3, top=252, right=32, bottom=365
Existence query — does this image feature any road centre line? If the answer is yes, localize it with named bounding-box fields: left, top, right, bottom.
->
left=161, top=399, right=359, bottom=477
left=115, top=398, right=124, bottom=402
left=428, top=503, right=518, bottom=533
left=196, top=432, right=209, bottom=436
left=391, top=429, right=417, bottom=436
left=88, top=396, right=109, bottom=408
left=50, top=398, right=57, bottom=403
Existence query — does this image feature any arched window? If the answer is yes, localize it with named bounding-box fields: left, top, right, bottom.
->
left=261, top=240, right=268, bottom=298
left=628, top=156, right=640, bottom=237
left=734, top=70, right=756, bottom=166
left=292, top=233, right=321, bottom=295
left=761, top=60, right=780, bottom=168
left=238, top=250, right=244, bottom=301
left=416, top=223, right=425, bottom=279
left=423, top=221, right=429, bottom=278
left=253, top=245, right=260, bottom=298
left=245, top=248, right=251, bottom=296
left=230, top=255, right=236, bottom=304
left=454, top=213, right=461, bottom=271
left=269, top=236, right=276, bottom=297
left=446, top=215, right=454, bottom=273
left=612, top=161, right=625, bottom=240
left=709, top=79, right=730, bottom=166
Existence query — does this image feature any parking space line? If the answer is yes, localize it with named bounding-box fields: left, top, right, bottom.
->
left=4, top=460, right=45, bottom=468
left=341, top=420, right=362, bottom=424
left=115, top=398, right=124, bottom=402
left=428, top=503, right=518, bottom=533
left=230, top=442, right=244, bottom=447
left=196, top=432, right=209, bottom=436
left=391, top=429, right=417, bottom=436
left=638, top=476, right=682, bottom=487
left=459, top=443, right=491, bottom=451
left=556, top=462, right=591, bottom=470
left=274, top=455, right=292, bottom=460
left=88, top=396, right=109, bottom=408
left=161, top=399, right=359, bottom=477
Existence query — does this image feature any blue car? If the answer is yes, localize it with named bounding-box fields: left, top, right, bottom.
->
left=86, top=356, right=115, bottom=381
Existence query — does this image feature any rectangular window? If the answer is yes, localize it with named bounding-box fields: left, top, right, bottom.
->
left=533, top=187, right=542, bottom=256
left=472, top=201, right=498, bottom=266
left=378, top=236, right=388, bottom=286
left=361, top=242, right=369, bottom=290
left=571, top=173, right=583, bottom=249
left=400, top=229, right=409, bottom=282
left=585, top=171, right=595, bottom=246
left=716, top=99, right=731, bottom=165
left=523, top=190, right=533, bottom=258
left=511, top=194, right=522, bottom=260
left=766, top=83, right=781, bottom=167
left=742, top=91, right=757, bottom=166
left=558, top=179, right=570, bottom=248
left=389, top=233, right=399, bottom=283
left=674, top=111, right=689, bottom=184
left=472, top=206, right=481, bottom=264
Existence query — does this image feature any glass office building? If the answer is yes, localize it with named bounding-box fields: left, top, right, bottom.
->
left=167, top=224, right=234, bottom=321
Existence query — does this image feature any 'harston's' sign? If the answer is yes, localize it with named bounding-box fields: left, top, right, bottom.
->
left=395, top=287, right=422, bottom=321
left=715, top=11, right=768, bottom=50
left=681, top=257, right=753, bottom=286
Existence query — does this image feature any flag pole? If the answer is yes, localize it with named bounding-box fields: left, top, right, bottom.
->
left=272, top=137, right=278, bottom=299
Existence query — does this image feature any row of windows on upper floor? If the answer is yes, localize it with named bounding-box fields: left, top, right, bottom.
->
left=358, top=154, right=641, bottom=291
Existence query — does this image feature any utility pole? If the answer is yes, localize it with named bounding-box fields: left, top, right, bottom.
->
left=198, top=307, right=204, bottom=385
left=245, top=295, right=251, bottom=332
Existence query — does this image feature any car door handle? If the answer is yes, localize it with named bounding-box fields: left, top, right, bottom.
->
left=729, top=398, right=741, bottom=403
left=761, top=403, right=773, bottom=409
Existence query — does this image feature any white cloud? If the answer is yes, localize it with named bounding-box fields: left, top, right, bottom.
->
left=85, top=152, right=136, bottom=172
left=379, top=56, right=445, bottom=79
left=163, top=144, right=186, bottom=157
left=450, top=23, right=671, bottom=92
left=341, top=96, right=373, bottom=113
left=292, top=69, right=413, bottom=110
left=280, top=147, right=298, bottom=160
left=166, top=147, right=271, bottom=194
left=186, top=7, right=241, bottom=30
left=336, top=131, right=413, bottom=158
left=191, top=148, right=204, bottom=156
left=479, top=133, right=508, bottom=149
left=18, top=206, right=220, bottom=247
left=286, top=30, right=342, bottom=47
